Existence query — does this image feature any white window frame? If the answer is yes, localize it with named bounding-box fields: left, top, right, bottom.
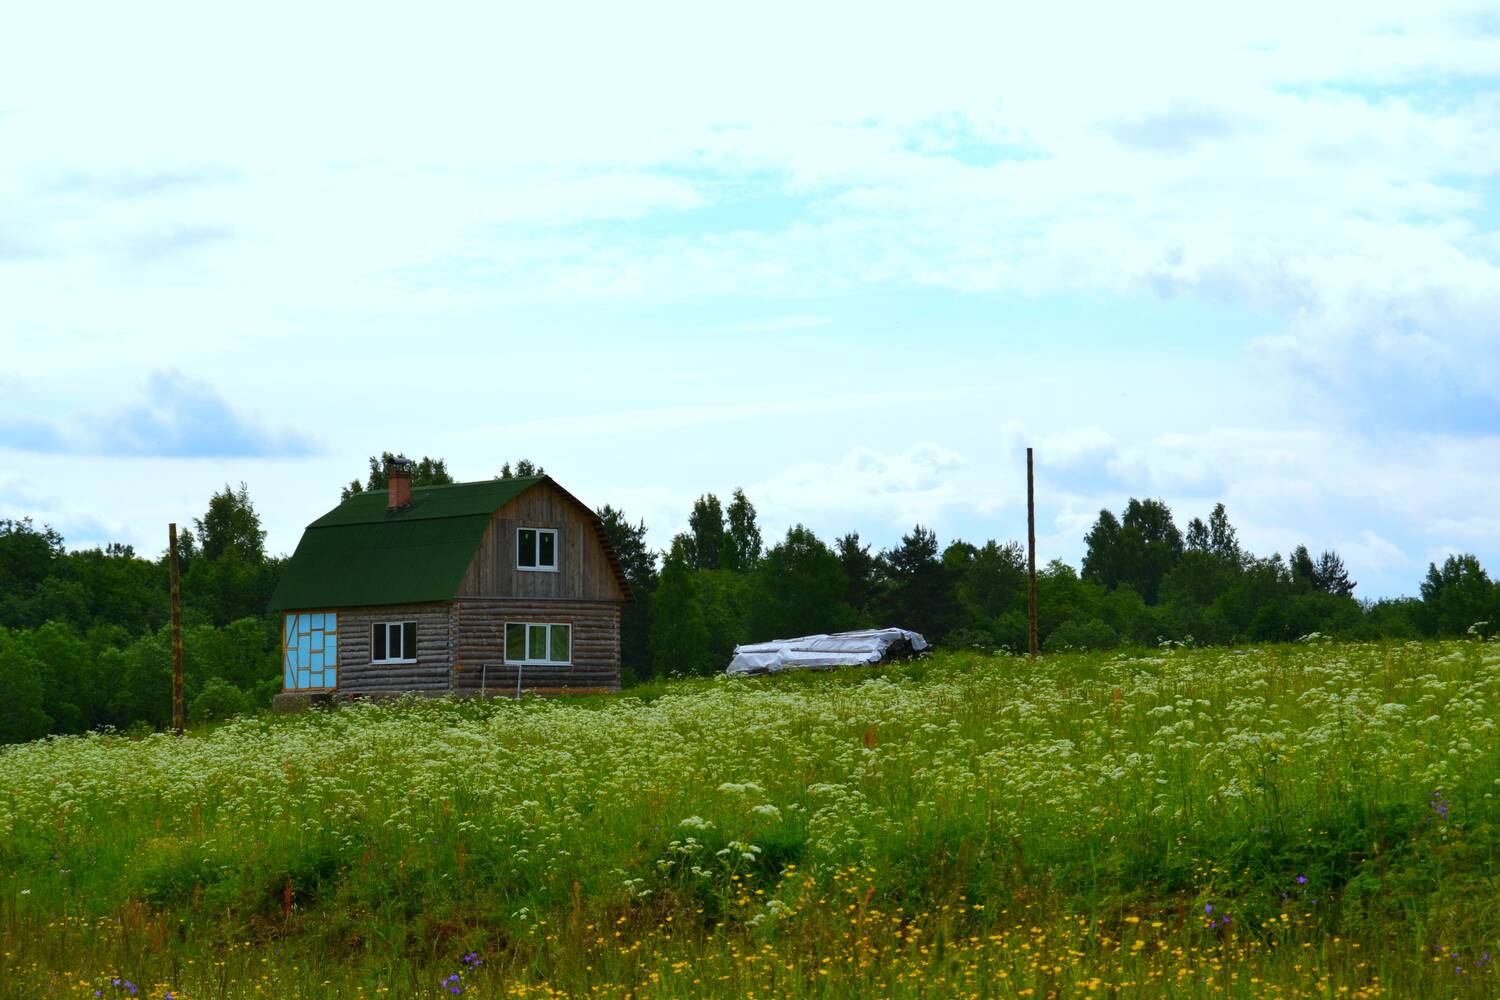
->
left=516, top=526, right=559, bottom=573
left=371, top=620, right=418, bottom=664
left=503, top=621, right=572, bottom=666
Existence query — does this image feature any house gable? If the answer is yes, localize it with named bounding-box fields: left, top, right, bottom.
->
left=456, top=477, right=630, bottom=602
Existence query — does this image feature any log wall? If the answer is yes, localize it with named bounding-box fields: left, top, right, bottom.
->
left=451, top=597, right=621, bottom=693
left=334, top=602, right=454, bottom=695
left=457, top=480, right=628, bottom=602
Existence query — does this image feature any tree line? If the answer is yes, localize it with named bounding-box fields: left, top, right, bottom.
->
left=2, top=456, right=1498, bottom=742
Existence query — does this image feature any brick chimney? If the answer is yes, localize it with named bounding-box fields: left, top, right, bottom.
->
left=387, top=454, right=413, bottom=510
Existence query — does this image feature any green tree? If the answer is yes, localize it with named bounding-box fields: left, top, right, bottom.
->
left=685, top=495, right=725, bottom=571
left=650, top=546, right=710, bottom=677
left=698, top=569, right=752, bottom=670
left=182, top=552, right=282, bottom=627
left=0, top=518, right=63, bottom=591
left=1418, top=554, right=1497, bottom=636
left=1035, top=560, right=1109, bottom=647
left=955, top=540, right=1026, bottom=624
left=1120, top=498, right=1184, bottom=605
left=879, top=526, right=962, bottom=641
left=194, top=483, right=267, bottom=562
left=344, top=453, right=455, bottom=499
left=1160, top=506, right=1242, bottom=613
left=1313, top=550, right=1356, bottom=597
left=1357, top=598, right=1422, bottom=639
left=24, top=577, right=91, bottom=631
left=22, top=621, right=93, bottom=733
left=1207, top=503, right=1240, bottom=560
left=1081, top=510, right=1125, bottom=591
left=0, top=634, right=51, bottom=744
left=722, top=489, right=763, bottom=572
left=596, top=505, right=658, bottom=679
left=1185, top=517, right=1210, bottom=553
left=104, top=629, right=172, bottom=730
left=0, top=519, right=65, bottom=628
left=835, top=532, right=880, bottom=623
left=65, top=544, right=167, bottom=635
left=749, top=525, right=852, bottom=640
left=1290, top=545, right=1319, bottom=593
left=1099, top=584, right=1159, bottom=645
left=497, top=459, right=545, bottom=479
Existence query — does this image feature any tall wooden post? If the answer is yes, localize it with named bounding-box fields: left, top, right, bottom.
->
left=1027, top=448, right=1039, bottom=659
left=169, top=523, right=184, bottom=735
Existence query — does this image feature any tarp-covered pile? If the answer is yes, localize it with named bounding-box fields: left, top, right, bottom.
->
left=725, top=628, right=929, bottom=676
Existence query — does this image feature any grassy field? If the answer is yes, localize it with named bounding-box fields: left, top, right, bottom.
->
left=2, top=640, right=1498, bottom=998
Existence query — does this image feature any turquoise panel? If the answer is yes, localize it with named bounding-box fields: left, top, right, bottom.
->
left=285, top=610, right=338, bottom=689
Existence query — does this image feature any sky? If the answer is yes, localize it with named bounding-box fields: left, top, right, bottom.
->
left=1, top=1, right=1498, bottom=599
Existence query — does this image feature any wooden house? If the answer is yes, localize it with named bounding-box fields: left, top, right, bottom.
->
left=267, top=459, right=630, bottom=710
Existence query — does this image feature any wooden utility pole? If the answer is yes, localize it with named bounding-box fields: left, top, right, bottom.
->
left=169, top=523, right=184, bottom=735
left=1027, top=448, right=1039, bottom=658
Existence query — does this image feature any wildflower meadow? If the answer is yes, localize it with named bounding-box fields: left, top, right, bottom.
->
left=2, top=640, right=1498, bottom=998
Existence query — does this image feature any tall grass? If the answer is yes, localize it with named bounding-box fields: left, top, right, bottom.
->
left=2, top=640, right=1498, bottom=997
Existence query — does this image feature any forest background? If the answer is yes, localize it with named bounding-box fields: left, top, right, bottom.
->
left=2, top=452, right=1497, bottom=743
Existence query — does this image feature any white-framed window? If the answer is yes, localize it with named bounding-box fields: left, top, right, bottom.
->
left=504, top=621, right=571, bottom=665
left=372, top=621, right=417, bottom=663
left=516, top=527, right=558, bottom=572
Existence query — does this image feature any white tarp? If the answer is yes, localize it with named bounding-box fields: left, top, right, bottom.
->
left=725, top=628, right=929, bottom=675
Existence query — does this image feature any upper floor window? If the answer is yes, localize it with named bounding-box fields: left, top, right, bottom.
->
left=372, top=620, right=417, bottom=663
left=517, top=527, right=558, bottom=572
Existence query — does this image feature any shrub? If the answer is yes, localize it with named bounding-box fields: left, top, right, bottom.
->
left=189, top=677, right=251, bottom=723
left=1043, top=617, right=1119, bottom=651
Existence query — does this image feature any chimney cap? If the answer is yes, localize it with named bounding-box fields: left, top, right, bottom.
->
left=388, top=454, right=413, bottom=473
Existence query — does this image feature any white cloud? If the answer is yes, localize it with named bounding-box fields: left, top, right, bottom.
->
left=0, top=0, right=1496, bottom=599
left=751, top=444, right=977, bottom=536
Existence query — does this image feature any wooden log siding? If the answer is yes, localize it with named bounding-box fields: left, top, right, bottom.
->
left=457, top=479, right=627, bottom=602
left=451, top=598, right=621, bottom=693
left=335, top=602, right=454, bottom=695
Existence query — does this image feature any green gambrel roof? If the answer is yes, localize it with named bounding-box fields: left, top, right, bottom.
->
left=267, top=477, right=544, bottom=612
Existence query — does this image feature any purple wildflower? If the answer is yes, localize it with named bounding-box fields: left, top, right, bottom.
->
left=1295, top=874, right=1308, bottom=885
left=1205, top=903, right=1213, bottom=916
